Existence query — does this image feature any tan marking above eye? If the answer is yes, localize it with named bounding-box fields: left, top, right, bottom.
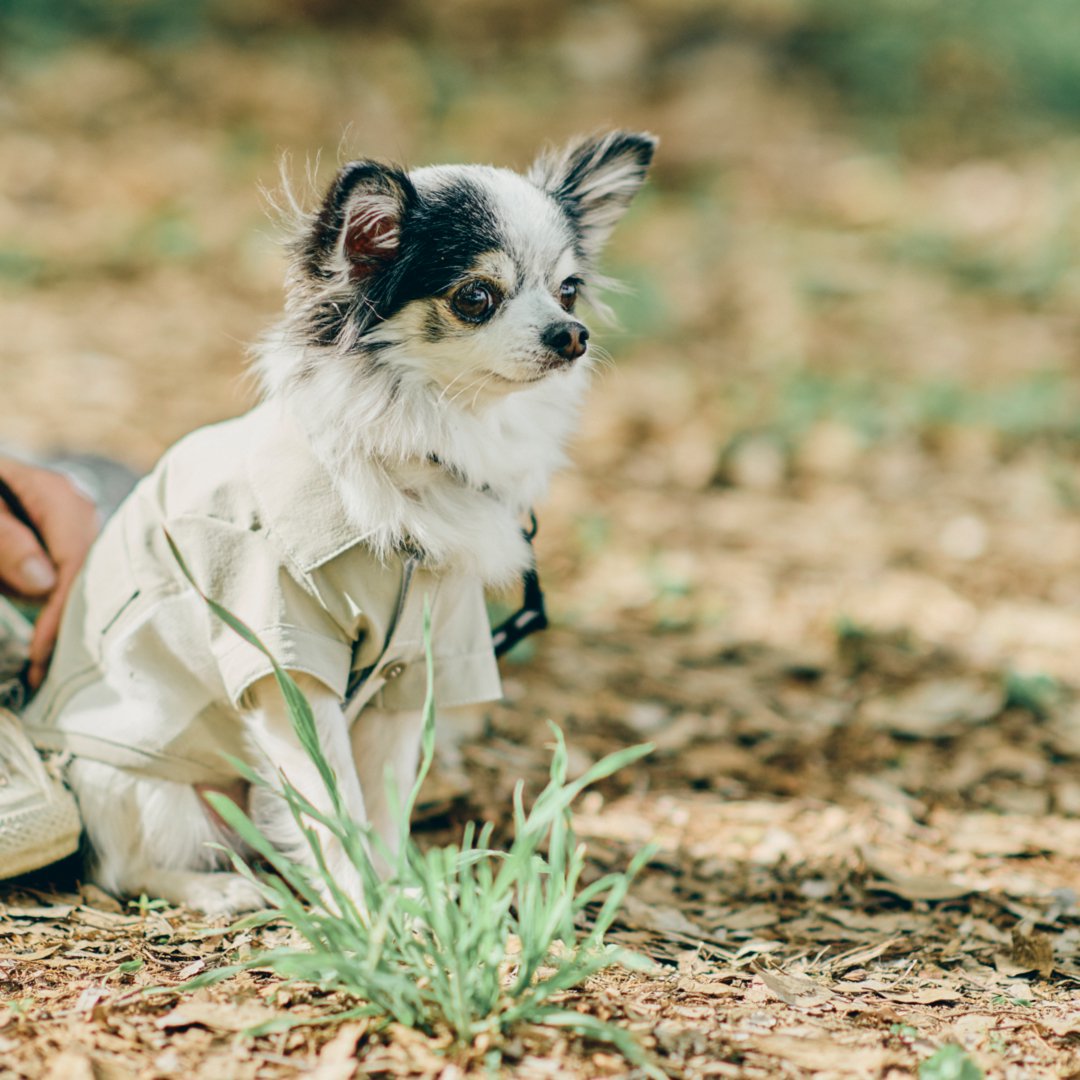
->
left=469, top=251, right=517, bottom=291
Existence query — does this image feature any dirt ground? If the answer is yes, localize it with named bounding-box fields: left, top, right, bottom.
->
left=4, top=10, right=1080, bottom=1078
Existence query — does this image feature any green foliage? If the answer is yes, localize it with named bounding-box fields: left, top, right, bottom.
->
left=885, top=228, right=1071, bottom=306
left=165, top=534, right=658, bottom=1071
left=777, top=0, right=1080, bottom=134
left=0, top=250, right=46, bottom=287
left=128, top=893, right=170, bottom=916
left=0, top=0, right=209, bottom=50
left=1004, top=671, right=1061, bottom=718
left=991, top=993, right=1033, bottom=1007
left=919, top=1043, right=985, bottom=1080
left=768, top=371, right=1080, bottom=445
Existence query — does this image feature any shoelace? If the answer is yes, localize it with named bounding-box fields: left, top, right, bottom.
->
left=0, top=710, right=53, bottom=793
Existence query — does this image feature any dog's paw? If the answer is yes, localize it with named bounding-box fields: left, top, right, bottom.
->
left=178, top=872, right=266, bottom=919
left=315, top=857, right=369, bottom=918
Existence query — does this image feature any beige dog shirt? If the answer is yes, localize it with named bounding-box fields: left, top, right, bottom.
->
left=23, top=403, right=502, bottom=784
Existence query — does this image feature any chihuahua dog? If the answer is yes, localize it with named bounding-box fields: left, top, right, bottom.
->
left=24, top=131, right=656, bottom=916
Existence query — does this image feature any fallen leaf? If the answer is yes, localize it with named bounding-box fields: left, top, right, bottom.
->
left=621, top=896, right=710, bottom=940
left=4, top=904, right=76, bottom=920
left=747, top=1035, right=894, bottom=1074
left=829, top=938, right=902, bottom=973
left=310, top=1021, right=369, bottom=1080
left=860, top=679, right=1002, bottom=738
left=43, top=1052, right=96, bottom=1080
left=884, top=987, right=964, bottom=1005
left=863, top=857, right=978, bottom=901
left=155, top=1000, right=278, bottom=1033
left=756, top=965, right=836, bottom=1007
left=1036, top=1015, right=1080, bottom=1038
left=1007, top=926, right=1055, bottom=978
left=676, top=977, right=740, bottom=998
left=78, top=885, right=124, bottom=913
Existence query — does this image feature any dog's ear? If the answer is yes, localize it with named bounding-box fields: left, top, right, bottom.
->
left=529, top=131, right=657, bottom=259
left=306, top=161, right=414, bottom=278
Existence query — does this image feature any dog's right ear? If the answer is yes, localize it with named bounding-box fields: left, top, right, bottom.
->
left=305, top=161, right=414, bottom=279
left=529, top=131, right=657, bottom=261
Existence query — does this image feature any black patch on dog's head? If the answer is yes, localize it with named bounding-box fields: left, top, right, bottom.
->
left=294, top=164, right=503, bottom=349
left=371, top=179, right=502, bottom=316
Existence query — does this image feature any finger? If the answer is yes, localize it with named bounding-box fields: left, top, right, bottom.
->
left=0, top=510, right=57, bottom=597
left=0, top=462, right=98, bottom=570
left=28, top=586, right=65, bottom=689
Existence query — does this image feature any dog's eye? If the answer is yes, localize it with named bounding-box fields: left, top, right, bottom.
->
left=558, top=277, right=580, bottom=312
left=451, top=281, right=499, bottom=323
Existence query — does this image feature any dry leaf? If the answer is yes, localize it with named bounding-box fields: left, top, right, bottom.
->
left=78, top=886, right=124, bottom=914
left=884, top=986, right=963, bottom=1005
left=621, top=896, right=710, bottom=940
left=43, top=1052, right=96, bottom=1080
left=860, top=679, right=1002, bottom=738
left=863, top=857, right=978, bottom=901
left=155, top=1000, right=278, bottom=1033
left=1008, top=926, right=1055, bottom=978
left=746, top=1035, right=894, bottom=1074
left=756, top=966, right=836, bottom=1007
left=310, top=1022, right=369, bottom=1080
left=676, top=977, right=740, bottom=998
left=1036, top=1015, right=1080, bottom=1038
left=5, top=904, right=76, bottom=920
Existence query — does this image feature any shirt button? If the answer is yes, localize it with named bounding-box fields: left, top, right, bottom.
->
left=382, top=661, right=406, bottom=681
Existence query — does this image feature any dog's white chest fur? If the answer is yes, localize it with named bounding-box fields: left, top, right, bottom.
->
left=258, top=335, right=592, bottom=585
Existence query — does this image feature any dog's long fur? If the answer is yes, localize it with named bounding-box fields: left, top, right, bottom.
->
left=65, top=132, right=656, bottom=915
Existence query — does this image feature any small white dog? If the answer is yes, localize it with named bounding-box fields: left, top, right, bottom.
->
left=24, top=131, right=656, bottom=916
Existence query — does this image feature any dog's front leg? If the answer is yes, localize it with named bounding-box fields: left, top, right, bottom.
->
left=350, top=705, right=481, bottom=868
left=244, top=673, right=369, bottom=909
left=350, top=707, right=426, bottom=867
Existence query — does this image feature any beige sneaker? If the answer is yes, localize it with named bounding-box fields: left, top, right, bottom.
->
left=0, top=708, right=81, bottom=879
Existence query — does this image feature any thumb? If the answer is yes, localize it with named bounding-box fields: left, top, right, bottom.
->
left=0, top=512, right=58, bottom=597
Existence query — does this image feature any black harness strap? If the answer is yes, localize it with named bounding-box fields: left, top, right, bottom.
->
left=491, top=511, right=549, bottom=659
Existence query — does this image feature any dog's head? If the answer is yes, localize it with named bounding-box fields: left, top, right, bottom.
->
left=280, top=131, right=657, bottom=401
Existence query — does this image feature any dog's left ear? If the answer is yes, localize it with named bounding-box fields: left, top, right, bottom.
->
left=304, top=160, right=415, bottom=279
left=530, top=131, right=658, bottom=259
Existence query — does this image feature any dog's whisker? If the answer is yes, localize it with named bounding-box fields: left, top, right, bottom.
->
left=446, top=371, right=493, bottom=408
left=437, top=369, right=475, bottom=406
left=588, top=343, right=616, bottom=371
left=468, top=373, right=497, bottom=410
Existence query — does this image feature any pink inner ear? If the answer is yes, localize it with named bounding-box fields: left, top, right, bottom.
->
left=343, top=197, right=400, bottom=272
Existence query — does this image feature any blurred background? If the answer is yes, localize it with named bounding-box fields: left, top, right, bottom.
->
left=6, top=1, right=1080, bottom=810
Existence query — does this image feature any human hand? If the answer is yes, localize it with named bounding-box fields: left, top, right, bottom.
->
left=0, top=457, right=99, bottom=688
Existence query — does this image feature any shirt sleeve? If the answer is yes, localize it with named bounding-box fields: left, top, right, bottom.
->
left=163, top=515, right=356, bottom=705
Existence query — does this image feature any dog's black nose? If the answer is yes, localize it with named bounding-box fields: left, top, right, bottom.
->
left=541, top=321, right=589, bottom=362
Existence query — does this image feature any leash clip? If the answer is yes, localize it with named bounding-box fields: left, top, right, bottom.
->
left=491, top=511, right=548, bottom=659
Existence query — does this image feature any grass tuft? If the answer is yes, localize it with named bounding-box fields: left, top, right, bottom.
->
left=166, top=533, right=659, bottom=1071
